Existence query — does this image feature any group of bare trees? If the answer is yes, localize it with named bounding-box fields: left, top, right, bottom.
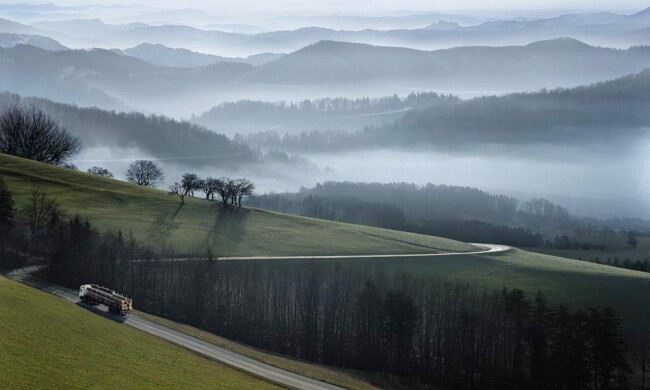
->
left=0, top=106, right=80, bottom=164
left=89, top=160, right=254, bottom=208
left=86, top=166, right=113, bottom=178
left=169, top=173, right=254, bottom=207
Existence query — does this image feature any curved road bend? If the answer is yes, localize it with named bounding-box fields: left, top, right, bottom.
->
left=6, top=243, right=510, bottom=390
left=217, top=243, right=510, bottom=261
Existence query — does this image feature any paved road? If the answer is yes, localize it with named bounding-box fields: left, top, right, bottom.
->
left=217, top=243, right=510, bottom=261
left=6, top=243, right=510, bottom=390
left=135, top=243, right=511, bottom=263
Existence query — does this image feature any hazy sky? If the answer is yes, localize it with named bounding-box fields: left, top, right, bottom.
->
left=4, top=0, right=648, bottom=16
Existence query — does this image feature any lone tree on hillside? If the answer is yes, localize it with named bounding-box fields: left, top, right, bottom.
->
left=169, top=182, right=185, bottom=205
left=126, top=160, right=163, bottom=187
left=0, top=106, right=80, bottom=164
left=87, top=166, right=113, bottom=178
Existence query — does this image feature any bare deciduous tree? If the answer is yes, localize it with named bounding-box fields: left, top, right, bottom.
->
left=200, top=177, right=222, bottom=200
left=235, top=178, right=254, bottom=207
left=25, top=187, right=61, bottom=252
left=126, top=160, right=163, bottom=187
left=0, top=106, right=80, bottom=164
left=215, top=178, right=229, bottom=207
left=210, top=177, right=255, bottom=207
left=225, top=178, right=238, bottom=206
left=168, top=182, right=185, bottom=205
left=87, top=166, right=113, bottom=177
left=181, top=173, right=200, bottom=197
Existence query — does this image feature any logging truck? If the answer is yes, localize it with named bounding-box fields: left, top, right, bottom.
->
left=79, top=284, right=133, bottom=315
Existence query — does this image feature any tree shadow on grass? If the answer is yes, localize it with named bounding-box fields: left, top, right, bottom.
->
left=148, top=203, right=184, bottom=244
left=206, top=204, right=248, bottom=251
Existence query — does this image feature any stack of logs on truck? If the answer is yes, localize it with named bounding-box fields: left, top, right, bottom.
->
left=79, top=284, right=133, bottom=315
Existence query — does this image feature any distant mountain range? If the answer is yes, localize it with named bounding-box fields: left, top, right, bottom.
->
left=0, top=8, right=649, bottom=56
left=1, top=38, right=650, bottom=114
left=244, top=39, right=650, bottom=90
left=0, top=32, right=67, bottom=50
left=116, top=43, right=283, bottom=68
left=0, top=17, right=41, bottom=34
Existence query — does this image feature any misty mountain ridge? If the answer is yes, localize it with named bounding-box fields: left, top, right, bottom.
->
left=0, top=7, right=649, bottom=56
left=0, top=17, right=41, bottom=34
left=118, top=43, right=283, bottom=68
left=0, top=32, right=67, bottom=50
left=2, top=37, right=650, bottom=114
left=244, top=38, right=650, bottom=90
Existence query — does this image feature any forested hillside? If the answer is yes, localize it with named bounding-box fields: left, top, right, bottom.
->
left=249, top=182, right=577, bottom=245
left=256, top=69, right=650, bottom=151
left=2, top=39, right=650, bottom=114
left=0, top=93, right=257, bottom=167
left=385, top=68, right=650, bottom=145
left=195, top=93, right=456, bottom=134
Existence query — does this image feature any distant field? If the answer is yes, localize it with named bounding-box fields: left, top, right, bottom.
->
left=528, top=235, right=650, bottom=263
left=0, top=153, right=473, bottom=256
left=0, top=276, right=279, bottom=390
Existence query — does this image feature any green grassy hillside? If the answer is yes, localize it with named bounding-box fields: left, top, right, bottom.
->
left=529, top=235, right=650, bottom=264
left=0, top=153, right=473, bottom=256
left=0, top=276, right=280, bottom=390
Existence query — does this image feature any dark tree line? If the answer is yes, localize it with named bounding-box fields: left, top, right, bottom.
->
left=414, top=219, right=543, bottom=247
left=254, top=181, right=521, bottom=224
left=248, top=183, right=554, bottom=246
left=196, top=93, right=456, bottom=124
left=594, top=258, right=650, bottom=273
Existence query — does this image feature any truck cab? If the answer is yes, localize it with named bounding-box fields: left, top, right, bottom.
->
left=79, top=284, right=92, bottom=300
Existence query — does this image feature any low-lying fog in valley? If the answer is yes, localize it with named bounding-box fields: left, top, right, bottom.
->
left=73, top=132, right=650, bottom=220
